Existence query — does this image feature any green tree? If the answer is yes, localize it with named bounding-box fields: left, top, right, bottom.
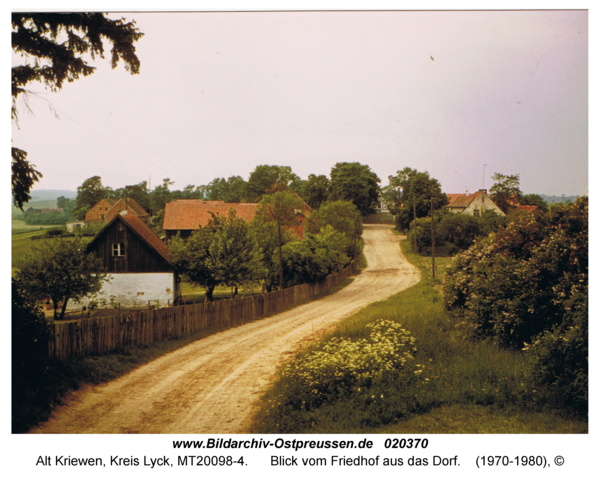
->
left=113, top=181, right=150, bottom=211
left=390, top=168, right=448, bottom=231
left=489, top=173, right=522, bottom=214
left=73, top=175, right=111, bottom=219
left=12, top=13, right=143, bottom=209
left=300, top=174, right=330, bottom=209
left=280, top=226, right=349, bottom=287
left=150, top=178, right=174, bottom=213
left=56, top=196, right=75, bottom=212
left=307, top=200, right=362, bottom=259
left=256, top=191, right=305, bottom=290
left=246, top=165, right=300, bottom=202
left=328, top=162, right=381, bottom=215
left=16, top=238, right=108, bottom=320
left=521, top=193, right=548, bottom=212
left=170, top=209, right=264, bottom=300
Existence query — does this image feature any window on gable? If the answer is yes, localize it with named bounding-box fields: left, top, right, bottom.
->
left=112, top=243, right=125, bottom=257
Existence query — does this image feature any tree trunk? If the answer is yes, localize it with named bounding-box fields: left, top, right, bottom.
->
left=59, top=297, right=69, bottom=321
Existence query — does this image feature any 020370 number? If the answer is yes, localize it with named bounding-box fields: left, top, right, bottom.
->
left=384, top=438, right=428, bottom=449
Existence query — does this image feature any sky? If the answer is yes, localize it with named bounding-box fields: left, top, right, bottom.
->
left=11, top=8, right=588, bottom=197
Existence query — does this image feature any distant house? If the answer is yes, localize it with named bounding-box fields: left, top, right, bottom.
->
left=76, top=211, right=178, bottom=309
left=65, top=220, right=86, bottom=232
left=105, top=198, right=150, bottom=222
left=509, top=205, right=544, bottom=217
left=445, top=189, right=505, bottom=216
left=41, top=207, right=64, bottom=214
left=162, top=198, right=311, bottom=241
left=85, top=199, right=116, bottom=222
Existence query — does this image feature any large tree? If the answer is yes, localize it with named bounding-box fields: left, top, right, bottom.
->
left=328, top=162, right=381, bottom=215
left=307, top=200, right=362, bottom=259
left=169, top=209, right=263, bottom=301
left=73, top=175, right=111, bottom=219
left=246, top=165, right=300, bottom=202
left=256, top=191, right=305, bottom=290
left=12, top=13, right=143, bottom=209
left=300, top=174, right=330, bottom=210
left=16, top=238, right=108, bottom=320
left=390, top=167, right=448, bottom=231
left=489, top=173, right=522, bottom=214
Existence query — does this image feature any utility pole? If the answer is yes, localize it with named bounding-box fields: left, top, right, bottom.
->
left=431, top=198, right=436, bottom=279
left=413, top=191, right=417, bottom=253
left=482, top=164, right=487, bottom=190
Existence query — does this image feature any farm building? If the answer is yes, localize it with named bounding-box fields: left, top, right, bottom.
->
left=85, top=198, right=149, bottom=224
left=105, top=197, right=150, bottom=222
left=84, top=198, right=116, bottom=222
left=72, top=211, right=178, bottom=309
left=162, top=198, right=311, bottom=241
left=445, top=189, right=505, bottom=216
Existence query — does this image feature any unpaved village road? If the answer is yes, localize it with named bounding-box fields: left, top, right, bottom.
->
left=31, top=225, right=420, bottom=434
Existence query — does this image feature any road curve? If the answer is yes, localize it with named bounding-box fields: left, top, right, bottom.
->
left=31, top=224, right=420, bottom=434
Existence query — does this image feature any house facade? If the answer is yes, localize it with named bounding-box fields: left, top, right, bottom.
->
left=445, top=189, right=505, bottom=216
left=71, top=212, right=178, bottom=309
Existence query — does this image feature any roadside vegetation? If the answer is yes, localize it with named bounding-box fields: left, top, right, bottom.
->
left=250, top=200, right=588, bottom=433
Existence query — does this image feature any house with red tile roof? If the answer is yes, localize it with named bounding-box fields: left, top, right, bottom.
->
left=105, top=197, right=150, bottom=222
left=445, top=189, right=505, bottom=216
left=84, top=198, right=116, bottom=222
left=162, top=197, right=311, bottom=241
left=162, top=200, right=260, bottom=240
left=71, top=211, right=178, bottom=309
left=509, top=205, right=544, bottom=217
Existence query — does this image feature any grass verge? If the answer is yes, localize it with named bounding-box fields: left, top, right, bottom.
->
left=249, top=240, right=587, bottom=434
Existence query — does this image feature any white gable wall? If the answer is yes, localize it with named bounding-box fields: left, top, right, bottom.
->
left=67, top=272, right=176, bottom=310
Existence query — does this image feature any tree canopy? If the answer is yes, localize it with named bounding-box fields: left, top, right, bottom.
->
left=16, top=238, right=108, bottom=320
left=489, top=173, right=522, bottom=214
left=257, top=191, right=305, bottom=290
left=328, top=162, right=381, bottom=215
left=246, top=165, right=300, bottom=202
left=11, top=12, right=143, bottom=209
left=169, top=209, right=264, bottom=300
left=389, top=167, right=448, bottom=230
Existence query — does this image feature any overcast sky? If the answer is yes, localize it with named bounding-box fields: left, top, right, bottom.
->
left=11, top=9, right=588, bottom=196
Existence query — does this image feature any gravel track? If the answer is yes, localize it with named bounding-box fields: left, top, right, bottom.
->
left=31, top=224, right=420, bottom=434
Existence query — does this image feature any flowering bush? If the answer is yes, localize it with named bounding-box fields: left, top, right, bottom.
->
left=443, top=197, right=587, bottom=350
left=280, top=320, right=423, bottom=409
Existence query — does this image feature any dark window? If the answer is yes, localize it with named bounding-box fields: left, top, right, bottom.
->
left=112, top=243, right=125, bottom=256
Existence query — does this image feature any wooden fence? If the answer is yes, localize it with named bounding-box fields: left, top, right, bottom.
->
left=49, top=262, right=358, bottom=360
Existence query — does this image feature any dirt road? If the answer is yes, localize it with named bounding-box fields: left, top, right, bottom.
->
left=31, top=225, right=420, bottom=434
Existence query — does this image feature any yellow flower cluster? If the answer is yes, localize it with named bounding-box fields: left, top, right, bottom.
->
left=283, top=320, right=421, bottom=397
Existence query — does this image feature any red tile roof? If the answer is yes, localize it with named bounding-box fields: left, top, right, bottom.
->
left=162, top=200, right=260, bottom=231
left=446, top=190, right=483, bottom=209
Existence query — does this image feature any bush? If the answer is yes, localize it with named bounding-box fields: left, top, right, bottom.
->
left=526, top=290, right=588, bottom=416
left=12, top=279, right=55, bottom=432
left=444, top=198, right=587, bottom=349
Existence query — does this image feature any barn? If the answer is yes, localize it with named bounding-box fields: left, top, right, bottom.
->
left=82, top=211, right=178, bottom=308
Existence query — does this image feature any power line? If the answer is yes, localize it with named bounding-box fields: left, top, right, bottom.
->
left=58, top=92, right=204, bottom=183
left=56, top=109, right=193, bottom=186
